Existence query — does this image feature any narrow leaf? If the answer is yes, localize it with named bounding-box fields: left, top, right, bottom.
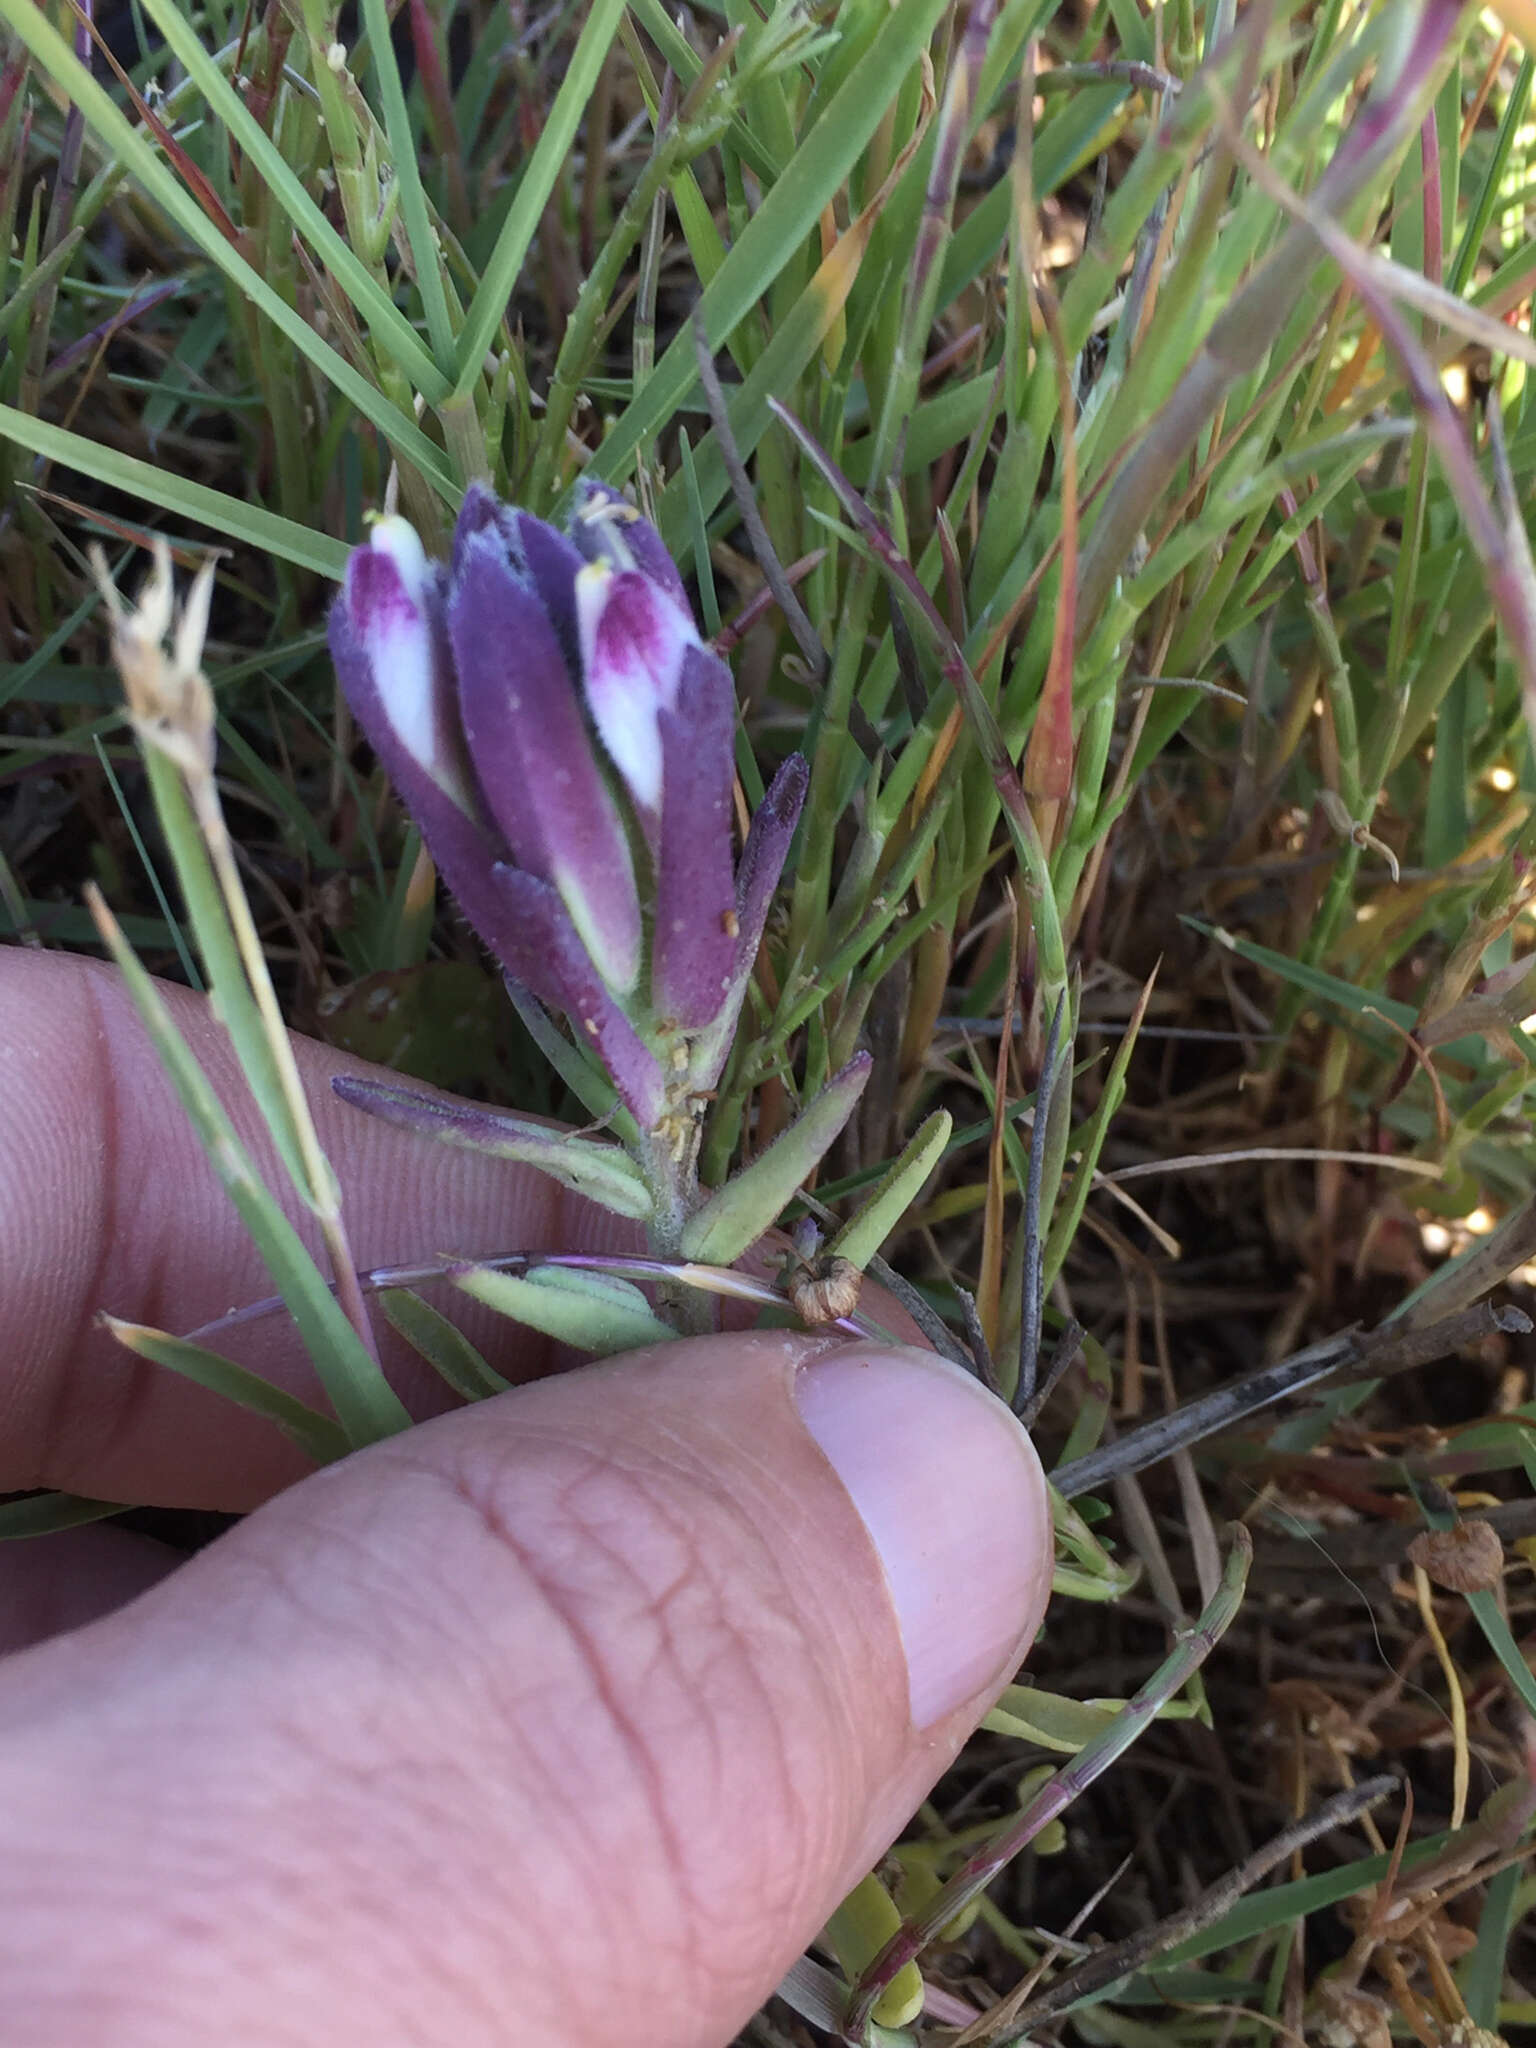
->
left=1467, top=1586, right=1536, bottom=1720
left=454, top=1265, right=674, bottom=1355
left=827, top=1111, right=952, bottom=1270
left=1042, top=969, right=1152, bottom=1292
left=1182, top=917, right=1415, bottom=1026
left=1463, top=1863, right=1521, bottom=2027
left=359, top=0, right=455, bottom=364
left=378, top=1288, right=510, bottom=1400
left=101, top=1316, right=350, bottom=1466
left=0, top=1492, right=126, bottom=1539
left=86, top=886, right=411, bottom=1447
left=682, top=1054, right=873, bottom=1266
left=983, top=1683, right=1199, bottom=1754
left=0, top=405, right=349, bottom=575
left=132, top=0, right=445, bottom=395
left=452, top=0, right=629, bottom=392
left=592, top=0, right=950, bottom=487
left=332, top=1075, right=654, bottom=1220
left=0, top=222, right=82, bottom=342
left=0, top=0, right=452, bottom=487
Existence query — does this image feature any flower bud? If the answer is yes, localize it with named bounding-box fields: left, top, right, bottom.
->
left=331, top=484, right=774, bottom=1134
left=575, top=562, right=699, bottom=823
left=334, top=517, right=477, bottom=815
left=332, top=517, right=545, bottom=1002
left=652, top=642, right=738, bottom=1028
left=568, top=477, right=690, bottom=612
left=450, top=527, right=643, bottom=996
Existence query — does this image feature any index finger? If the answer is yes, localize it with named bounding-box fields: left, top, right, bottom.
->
left=0, top=948, right=641, bottom=1510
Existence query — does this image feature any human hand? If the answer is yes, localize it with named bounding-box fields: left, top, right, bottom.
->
left=0, top=949, right=1052, bottom=2047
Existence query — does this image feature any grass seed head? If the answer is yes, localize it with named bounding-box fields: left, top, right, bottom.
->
left=92, top=541, right=217, bottom=778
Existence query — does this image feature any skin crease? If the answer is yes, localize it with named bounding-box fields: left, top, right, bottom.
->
left=0, top=948, right=1054, bottom=2048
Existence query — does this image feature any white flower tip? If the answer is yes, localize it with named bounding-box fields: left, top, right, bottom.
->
left=574, top=560, right=617, bottom=682
left=351, top=520, right=475, bottom=815
left=367, top=515, right=429, bottom=593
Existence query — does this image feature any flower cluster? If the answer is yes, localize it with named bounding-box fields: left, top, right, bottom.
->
left=329, top=482, right=807, bottom=1132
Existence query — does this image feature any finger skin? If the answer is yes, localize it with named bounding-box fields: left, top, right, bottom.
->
left=0, top=948, right=641, bottom=1507
left=0, top=1332, right=1054, bottom=2048
left=0, top=1525, right=179, bottom=1654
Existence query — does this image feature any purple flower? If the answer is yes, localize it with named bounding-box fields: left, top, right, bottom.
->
left=329, top=484, right=806, bottom=1128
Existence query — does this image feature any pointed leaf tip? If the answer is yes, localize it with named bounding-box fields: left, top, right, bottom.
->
left=684, top=752, right=811, bottom=1091
left=680, top=1054, right=872, bottom=1266
left=828, top=1108, right=953, bottom=1271
left=331, top=1073, right=653, bottom=1219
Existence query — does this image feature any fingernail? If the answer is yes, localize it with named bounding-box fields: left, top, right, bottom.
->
left=794, top=1347, right=1051, bottom=1727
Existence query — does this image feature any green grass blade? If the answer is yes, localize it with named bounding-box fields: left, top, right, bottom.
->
left=1162, top=1825, right=1503, bottom=1968
left=0, top=223, right=83, bottom=347
left=591, top=0, right=950, bottom=490
left=0, top=0, right=452, bottom=490
left=0, top=1493, right=127, bottom=1539
left=0, top=405, right=350, bottom=573
left=1463, top=1861, right=1521, bottom=2028
left=0, top=578, right=114, bottom=713
left=101, top=1315, right=352, bottom=1466
left=1466, top=1586, right=1536, bottom=1720
left=653, top=196, right=899, bottom=564
left=93, top=732, right=202, bottom=991
left=131, top=0, right=447, bottom=397
left=1042, top=986, right=1148, bottom=1291
left=450, top=0, right=629, bottom=395
left=88, top=888, right=411, bottom=1447
left=359, top=0, right=455, bottom=367
left=1180, top=917, right=1416, bottom=1029
left=625, top=0, right=779, bottom=179
left=1448, top=53, right=1534, bottom=298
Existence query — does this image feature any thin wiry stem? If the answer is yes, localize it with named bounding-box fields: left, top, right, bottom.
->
left=839, top=1525, right=1254, bottom=2042
left=179, top=1247, right=913, bottom=1354
left=691, top=306, right=827, bottom=682
left=1015, top=992, right=1067, bottom=1415
left=1105, top=1145, right=1445, bottom=1185
left=1052, top=1300, right=1531, bottom=1499
left=1016, top=1314, right=1083, bottom=1432
left=992, top=1776, right=1398, bottom=2039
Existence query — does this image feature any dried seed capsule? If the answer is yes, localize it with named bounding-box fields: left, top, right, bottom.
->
left=1406, top=1519, right=1504, bottom=1593
left=790, top=1255, right=862, bottom=1326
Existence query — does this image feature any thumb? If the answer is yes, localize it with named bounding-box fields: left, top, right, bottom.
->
left=0, top=1331, right=1052, bottom=2048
